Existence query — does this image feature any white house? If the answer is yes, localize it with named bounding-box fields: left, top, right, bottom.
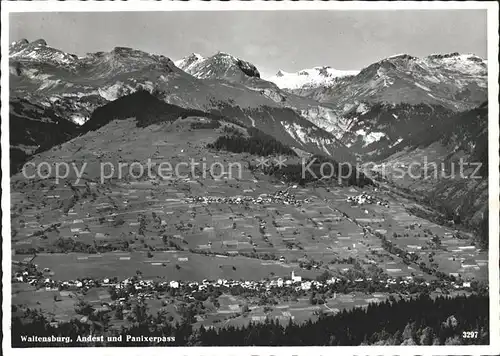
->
left=291, top=271, right=302, bottom=283
left=277, top=278, right=284, bottom=287
left=301, top=281, right=312, bottom=291
left=169, top=281, right=179, bottom=289
left=326, top=277, right=337, bottom=285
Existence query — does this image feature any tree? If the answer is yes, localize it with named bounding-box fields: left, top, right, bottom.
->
left=419, top=326, right=433, bottom=345
left=442, top=315, right=458, bottom=329
left=309, top=293, right=317, bottom=305
left=132, top=302, right=150, bottom=325
left=115, top=306, right=124, bottom=320
left=400, top=337, right=417, bottom=346
left=74, top=299, right=94, bottom=316
left=402, top=321, right=416, bottom=342
left=444, top=335, right=462, bottom=345
left=392, top=330, right=402, bottom=345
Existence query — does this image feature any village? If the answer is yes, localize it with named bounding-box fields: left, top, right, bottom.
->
left=187, top=188, right=309, bottom=207
left=13, top=258, right=477, bottom=307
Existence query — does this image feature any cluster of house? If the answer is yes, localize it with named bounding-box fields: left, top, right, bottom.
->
left=13, top=264, right=474, bottom=302
left=187, top=190, right=309, bottom=207
left=114, top=270, right=345, bottom=296
left=13, top=268, right=98, bottom=291
left=13, top=266, right=335, bottom=295
left=347, top=192, right=389, bottom=207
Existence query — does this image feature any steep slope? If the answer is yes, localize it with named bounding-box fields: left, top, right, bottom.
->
left=271, top=54, right=489, bottom=246
left=174, top=51, right=355, bottom=155
left=372, top=102, right=488, bottom=242
left=10, top=40, right=350, bottom=162
left=339, top=102, right=455, bottom=155
left=265, top=53, right=487, bottom=159
left=9, top=97, right=79, bottom=174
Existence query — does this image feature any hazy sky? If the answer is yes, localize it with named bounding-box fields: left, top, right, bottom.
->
left=10, top=10, right=487, bottom=78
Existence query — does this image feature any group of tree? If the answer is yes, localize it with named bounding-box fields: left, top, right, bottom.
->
left=207, top=126, right=297, bottom=157
left=261, top=154, right=374, bottom=188
left=12, top=293, right=488, bottom=347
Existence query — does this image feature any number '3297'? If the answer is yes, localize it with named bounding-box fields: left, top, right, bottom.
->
left=462, top=331, right=478, bottom=338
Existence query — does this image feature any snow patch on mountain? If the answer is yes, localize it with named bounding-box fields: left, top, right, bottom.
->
left=71, top=115, right=87, bottom=126
left=280, top=121, right=338, bottom=156
left=174, top=53, right=205, bottom=73
left=414, top=82, right=431, bottom=92
left=299, top=106, right=351, bottom=140
left=10, top=39, right=79, bottom=66
left=423, top=53, right=486, bottom=76
left=355, top=129, right=387, bottom=146
left=356, top=103, right=369, bottom=114
left=390, top=138, right=404, bottom=148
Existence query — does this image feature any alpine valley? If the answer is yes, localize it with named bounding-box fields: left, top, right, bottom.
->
left=10, top=38, right=490, bottom=346
left=10, top=39, right=488, bottom=234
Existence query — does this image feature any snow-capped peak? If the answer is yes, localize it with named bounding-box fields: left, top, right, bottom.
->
left=275, top=70, right=285, bottom=77
left=420, top=52, right=487, bottom=76
left=175, top=51, right=260, bottom=80
left=384, top=53, right=417, bottom=61
left=174, top=52, right=205, bottom=72
left=9, top=38, right=79, bottom=66
left=269, top=66, right=359, bottom=90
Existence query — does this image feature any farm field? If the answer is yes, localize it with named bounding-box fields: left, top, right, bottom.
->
left=10, top=116, right=488, bottom=330
left=11, top=170, right=487, bottom=283
left=13, top=251, right=321, bottom=281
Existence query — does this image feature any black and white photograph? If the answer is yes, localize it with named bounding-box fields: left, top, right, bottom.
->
left=2, top=1, right=499, bottom=354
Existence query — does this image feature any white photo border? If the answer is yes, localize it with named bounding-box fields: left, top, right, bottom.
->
left=1, top=1, right=499, bottom=356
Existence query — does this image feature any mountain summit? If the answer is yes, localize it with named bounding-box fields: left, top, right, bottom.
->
left=9, top=38, right=80, bottom=66
left=175, top=52, right=261, bottom=81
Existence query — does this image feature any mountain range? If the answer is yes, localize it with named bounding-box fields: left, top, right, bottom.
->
left=277, top=53, right=487, bottom=111
left=9, top=38, right=489, bottom=238
left=9, top=39, right=353, bottom=166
